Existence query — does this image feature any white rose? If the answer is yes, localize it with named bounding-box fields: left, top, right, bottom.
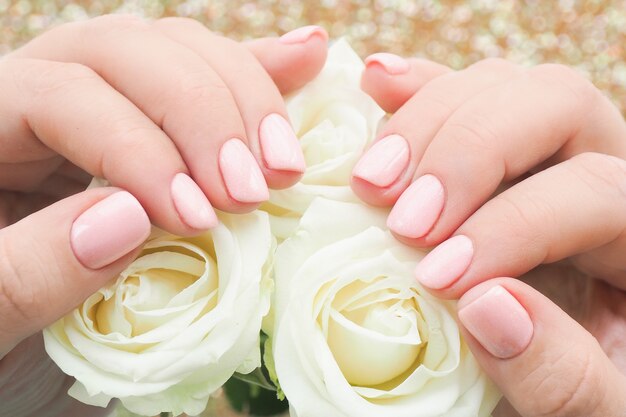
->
left=44, top=209, right=273, bottom=417
left=271, top=198, right=500, bottom=417
left=263, top=39, right=385, bottom=239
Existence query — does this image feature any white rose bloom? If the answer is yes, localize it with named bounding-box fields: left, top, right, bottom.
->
left=263, top=39, right=385, bottom=239
left=272, top=198, right=500, bottom=417
left=44, top=210, right=273, bottom=416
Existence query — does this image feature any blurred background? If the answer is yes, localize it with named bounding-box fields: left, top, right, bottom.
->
left=1, top=0, right=626, bottom=112
left=1, top=1, right=625, bottom=416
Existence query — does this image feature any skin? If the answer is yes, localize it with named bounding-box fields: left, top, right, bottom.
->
left=355, top=56, right=626, bottom=416
left=1, top=16, right=624, bottom=415
left=0, top=15, right=328, bottom=416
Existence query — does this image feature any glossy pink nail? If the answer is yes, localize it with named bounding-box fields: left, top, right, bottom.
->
left=458, top=285, right=534, bottom=359
left=365, top=53, right=410, bottom=75
left=71, top=191, right=150, bottom=269
left=415, top=235, right=473, bottom=289
left=279, top=25, right=326, bottom=44
left=387, top=174, right=445, bottom=238
left=219, top=138, right=269, bottom=204
left=259, top=113, right=305, bottom=172
left=352, top=134, right=410, bottom=187
left=171, top=173, right=218, bottom=230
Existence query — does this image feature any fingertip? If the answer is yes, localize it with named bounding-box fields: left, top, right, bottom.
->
left=247, top=27, right=328, bottom=94
left=351, top=176, right=403, bottom=207
left=458, top=282, right=534, bottom=359
left=361, top=56, right=452, bottom=112
left=257, top=112, right=306, bottom=189
left=278, top=25, right=329, bottom=45
left=70, top=190, right=151, bottom=270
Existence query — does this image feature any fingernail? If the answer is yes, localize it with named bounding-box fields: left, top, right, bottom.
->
left=71, top=191, right=150, bottom=269
left=415, top=235, right=473, bottom=289
left=365, top=53, right=410, bottom=75
left=171, top=173, right=218, bottom=230
left=387, top=174, right=445, bottom=238
left=219, top=138, right=269, bottom=204
left=458, top=285, right=534, bottom=359
left=279, top=25, right=326, bottom=44
left=259, top=113, right=306, bottom=173
left=352, top=134, right=410, bottom=187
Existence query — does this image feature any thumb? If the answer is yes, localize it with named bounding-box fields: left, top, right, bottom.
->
left=0, top=188, right=150, bottom=356
left=457, top=278, right=626, bottom=417
left=245, top=26, right=328, bottom=94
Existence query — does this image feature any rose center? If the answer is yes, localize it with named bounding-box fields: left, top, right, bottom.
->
left=319, top=277, right=426, bottom=387
left=95, top=240, right=219, bottom=337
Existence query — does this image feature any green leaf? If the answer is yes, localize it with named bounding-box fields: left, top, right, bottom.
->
left=223, top=377, right=289, bottom=416
left=263, top=336, right=285, bottom=400
left=232, top=367, right=275, bottom=391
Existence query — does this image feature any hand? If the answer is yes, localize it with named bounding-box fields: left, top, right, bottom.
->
left=352, top=54, right=626, bottom=416
left=0, top=16, right=328, bottom=416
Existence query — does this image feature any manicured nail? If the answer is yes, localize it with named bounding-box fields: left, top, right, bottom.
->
left=219, top=138, right=269, bottom=204
left=365, top=53, right=410, bottom=75
left=171, top=173, right=218, bottom=230
left=415, top=235, right=473, bottom=289
left=71, top=191, right=150, bottom=269
left=259, top=113, right=306, bottom=172
left=352, top=134, right=410, bottom=187
left=279, top=25, right=326, bottom=44
left=387, top=174, right=445, bottom=238
left=458, top=285, right=534, bottom=359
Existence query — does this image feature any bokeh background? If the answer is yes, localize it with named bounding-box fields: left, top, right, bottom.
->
left=1, top=1, right=624, bottom=416
left=1, top=0, right=626, bottom=113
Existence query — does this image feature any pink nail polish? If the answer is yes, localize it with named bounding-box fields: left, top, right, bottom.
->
left=219, top=138, right=269, bottom=204
left=387, top=174, right=445, bottom=238
left=171, top=173, right=218, bottom=230
left=279, top=25, right=326, bottom=44
left=352, top=134, right=410, bottom=187
left=458, top=285, right=534, bottom=359
left=71, top=191, right=150, bottom=269
left=259, top=113, right=306, bottom=172
left=365, top=53, right=410, bottom=75
left=415, top=235, right=473, bottom=289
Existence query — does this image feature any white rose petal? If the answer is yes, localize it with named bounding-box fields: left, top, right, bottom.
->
left=263, top=39, right=386, bottom=240
left=44, top=210, right=273, bottom=416
left=272, top=198, right=501, bottom=417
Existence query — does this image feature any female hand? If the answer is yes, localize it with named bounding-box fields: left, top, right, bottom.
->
left=353, top=54, right=626, bottom=416
left=0, top=15, right=328, bottom=416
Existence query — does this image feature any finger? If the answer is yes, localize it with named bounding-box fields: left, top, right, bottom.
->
left=414, top=153, right=626, bottom=297
left=245, top=26, right=329, bottom=94
left=153, top=18, right=308, bottom=190
left=0, top=188, right=150, bottom=356
left=457, top=278, right=626, bottom=417
left=9, top=15, right=265, bottom=213
left=361, top=53, right=452, bottom=112
left=352, top=58, right=522, bottom=207
left=385, top=64, right=626, bottom=245
left=0, top=58, right=217, bottom=234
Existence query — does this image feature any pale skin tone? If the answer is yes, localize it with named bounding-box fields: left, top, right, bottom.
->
left=1, top=16, right=625, bottom=417
left=356, top=55, right=626, bottom=416
left=0, top=15, right=328, bottom=416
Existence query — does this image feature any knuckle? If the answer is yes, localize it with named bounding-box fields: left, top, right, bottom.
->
left=570, top=152, right=626, bottom=201
left=0, top=236, right=40, bottom=324
left=469, top=57, right=516, bottom=72
left=172, top=68, right=232, bottom=109
left=156, top=16, right=208, bottom=32
left=531, top=63, right=599, bottom=104
left=438, top=114, right=500, bottom=155
left=28, top=61, right=98, bottom=99
left=493, top=191, right=554, bottom=251
left=524, top=345, right=602, bottom=417
left=83, top=13, right=148, bottom=36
